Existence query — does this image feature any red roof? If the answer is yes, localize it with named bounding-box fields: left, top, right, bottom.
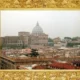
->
left=32, top=65, right=46, bottom=69
left=49, top=62, right=75, bottom=69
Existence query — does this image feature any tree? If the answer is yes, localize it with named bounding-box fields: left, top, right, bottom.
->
left=30, top=49, right=39, bottom=57
left=64, top=37, right=72, bottom=39
left=48, top=38, right=53, bottom=42
left=72, top=37, right=78, bottom=41
left=48, top=38, right=54, bottom=46
left=67, top=43, right=80, bottom=47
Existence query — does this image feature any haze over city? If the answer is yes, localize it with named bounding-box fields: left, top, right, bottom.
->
left=1, top=10, right=80, bottom=39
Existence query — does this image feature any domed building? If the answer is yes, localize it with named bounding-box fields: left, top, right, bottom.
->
left=32, top=22, right=43, bottom=34
left=30, top=22, right=48, bottom=49
left=1, top=22, right=48, bottom=49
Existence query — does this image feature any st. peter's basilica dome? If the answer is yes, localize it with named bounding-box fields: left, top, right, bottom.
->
left=32, top=22, right=43, bottom=34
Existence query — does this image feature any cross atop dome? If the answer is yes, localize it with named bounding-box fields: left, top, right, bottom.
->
left=36, top=21, right=39, bottom=26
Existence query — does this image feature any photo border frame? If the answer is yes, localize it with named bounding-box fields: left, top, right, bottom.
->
left=0, top=0, right=80, bottom=80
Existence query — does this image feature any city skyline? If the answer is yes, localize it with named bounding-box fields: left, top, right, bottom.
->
left=1, top=10, right=80, bottom=39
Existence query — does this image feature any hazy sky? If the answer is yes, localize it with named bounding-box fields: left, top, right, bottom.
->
left=1, top=10, right=80, bottom=39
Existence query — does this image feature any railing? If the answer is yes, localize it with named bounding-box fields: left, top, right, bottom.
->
left=0, top=55, right=54, bottom=63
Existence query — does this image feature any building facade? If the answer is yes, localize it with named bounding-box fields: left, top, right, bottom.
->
left=0, top=22, right=48, bottom=49
left=53, top=37, right=61, bottom=44
left=30, top=22, right=48, bottom=49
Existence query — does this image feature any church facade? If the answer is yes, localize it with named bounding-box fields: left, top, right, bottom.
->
left=0, top=22, right=48, bottom=49
left=30, top=22, right=48, bottom=48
